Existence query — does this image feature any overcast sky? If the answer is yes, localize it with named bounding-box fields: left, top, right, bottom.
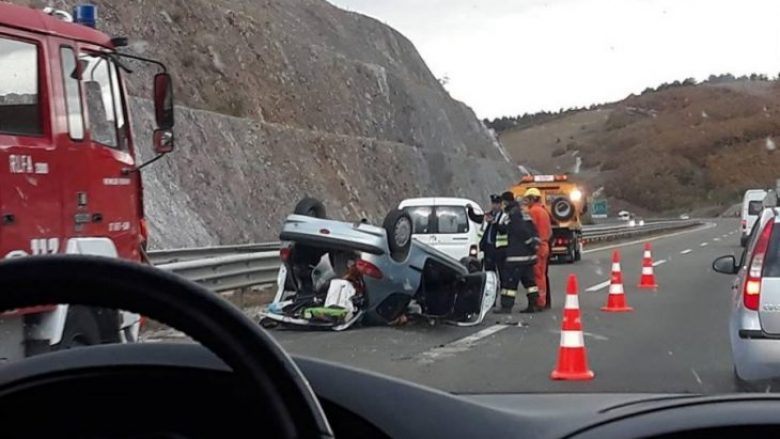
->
left=329, top=0, right=780, bottom=118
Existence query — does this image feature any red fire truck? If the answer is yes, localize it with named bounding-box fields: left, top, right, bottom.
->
left=0, top=3, right=175, bottom=360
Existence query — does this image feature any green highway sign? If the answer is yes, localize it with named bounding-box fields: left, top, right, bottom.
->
left=591, top=199, right=608, bottom=218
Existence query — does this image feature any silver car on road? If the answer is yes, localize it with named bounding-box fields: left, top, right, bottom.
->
left=713, top=203, right=780, bottom=389
left=260, top=198, right=497, bottom=330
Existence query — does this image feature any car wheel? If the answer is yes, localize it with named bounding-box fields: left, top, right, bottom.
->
left=294, top=197, right=327, bottom=219
left=574, top=242, right=582, bottom=261
left=54, top=306, right=101, bottom=350
left=383, top=209, right=413, bottom=262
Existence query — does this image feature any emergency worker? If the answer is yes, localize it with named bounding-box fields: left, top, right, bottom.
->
left=525, top=188, right=553, bottom=310
left=496, top=191, right=541, bottom=313
left=469, top=194, right=507, bottom=274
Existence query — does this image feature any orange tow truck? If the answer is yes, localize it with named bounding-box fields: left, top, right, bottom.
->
left=510, top=175, right=587, bottom=263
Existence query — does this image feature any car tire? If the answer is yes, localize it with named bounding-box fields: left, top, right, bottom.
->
left=551, top=197, right=575, bottom=222
left=574, top=247, right=581, bottom=262
left=294, top=197, right=327, bottom=219
left=54, top=306, right=101, bottom=350
left=383, top=209, right=413, bottom=262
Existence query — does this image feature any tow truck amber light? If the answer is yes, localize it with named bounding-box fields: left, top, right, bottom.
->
left=743, top=220, right=774, bottom=310
left=570, top=189, right=583, bottom=202
left=356, top=259, right=383, bottom=279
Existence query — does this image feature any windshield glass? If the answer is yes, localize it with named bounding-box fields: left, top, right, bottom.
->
left=5, top=0, right=780, bottom=398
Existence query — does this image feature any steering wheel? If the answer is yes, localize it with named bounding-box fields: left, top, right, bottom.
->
left=0, top=255, right=333, bottom=438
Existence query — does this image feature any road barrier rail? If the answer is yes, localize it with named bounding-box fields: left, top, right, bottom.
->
left=151, top=219, right=703, bottom=292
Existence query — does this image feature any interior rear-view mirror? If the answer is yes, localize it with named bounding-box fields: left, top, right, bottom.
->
left=712, top=255, right=738, bottom=275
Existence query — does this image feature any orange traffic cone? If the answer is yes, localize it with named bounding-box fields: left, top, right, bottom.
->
left=637, top=242, right=658, bottom=289
left=551, top=274, right=595, bottom=381
left=601, top=250, right=633, bottom=312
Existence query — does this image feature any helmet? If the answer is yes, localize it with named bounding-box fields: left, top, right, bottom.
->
left=525, top=188, right=542, bottom=198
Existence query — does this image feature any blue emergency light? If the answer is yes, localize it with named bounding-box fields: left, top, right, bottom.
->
left=72, top=4, right=97, bottom=28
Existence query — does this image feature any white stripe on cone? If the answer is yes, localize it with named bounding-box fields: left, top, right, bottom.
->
left=643, top=250, right=651, bottom=258
left=642, top=267, right=654, bottom=275
left=611, top=262, right=620, bottom=272
left=609, top=283, right=624, bottom=295
left=560, top=330, right=585, bottom=348
left=564, top=294, right=579, bottom=309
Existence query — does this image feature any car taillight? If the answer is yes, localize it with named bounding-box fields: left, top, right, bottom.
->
left=356, top=259, right=383, bottom=279
left=744, top=220, right=774, bottom=310
left=469, top=245, right=478, bottom=257
left=280, top=247, right=291, bottom=263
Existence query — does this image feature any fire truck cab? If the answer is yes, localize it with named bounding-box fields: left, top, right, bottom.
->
left=0, top=3, right=174, bottom=360
left=511, top=175, right=587, bottom=263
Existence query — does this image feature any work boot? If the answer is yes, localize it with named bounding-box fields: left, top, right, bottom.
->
left=520, top=293, right=541, bottom=313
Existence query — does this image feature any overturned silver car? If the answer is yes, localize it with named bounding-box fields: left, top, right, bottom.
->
left=259, top=198, right=497, bottom=330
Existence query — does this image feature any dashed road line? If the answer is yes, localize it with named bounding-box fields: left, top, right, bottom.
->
left=700, top=242, right=708, bottom=247
left=415, top=324, right=510, bottom=364
left=652, top=259, right=667, bottom=267
left=585, top=280, right=611, bottom=292
left=583, top=222, right=717, bottom=254
left=713, top=237, right=720, bottom=241
left=680, top=249, right=693, bottom=255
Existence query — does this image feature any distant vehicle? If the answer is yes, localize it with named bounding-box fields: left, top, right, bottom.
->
left=618, top=210, right=631, bottom=221
left=713, top=203, right=780, bottom=389
left=398, top=197, right=483, bottom=263
left=680, top=214, right=691, bottom=220
left=511, top=175, right=586, bottom=263
left=261, top=198, right=497, bottom=330
left=741, top=189, right=768, bottom=247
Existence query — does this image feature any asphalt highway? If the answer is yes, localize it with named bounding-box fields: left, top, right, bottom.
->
left=270, top=219, right=742, bottom=394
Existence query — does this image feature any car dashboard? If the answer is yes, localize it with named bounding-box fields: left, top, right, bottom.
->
left=1, top=344, right=779, bottom=439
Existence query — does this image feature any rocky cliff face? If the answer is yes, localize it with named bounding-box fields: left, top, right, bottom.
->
left=13, top=0, right=518, bottom=247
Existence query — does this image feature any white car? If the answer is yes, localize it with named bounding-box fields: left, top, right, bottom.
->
left=741, top=189, right=768, bottom=247
left=398, top=198, right=483, bottom=263
left=618, top=210, right=631, bottom=221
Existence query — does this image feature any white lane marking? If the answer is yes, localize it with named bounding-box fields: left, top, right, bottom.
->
left=585, top=280, right=611, bottom=292
left=713, top=237, right=720, bottom=241
left=680, top=249, right=693, bottom=254
left=583, top=222, right=717, bottom=254
left=722, top=234, right=728, bottom=238
left=700, top=242, right=708, bottom=247
left=416, top=324, right=510, bottom=364
left=652, top=259, right=667, bottom=267
left=691, top=368, right=703, bottom=387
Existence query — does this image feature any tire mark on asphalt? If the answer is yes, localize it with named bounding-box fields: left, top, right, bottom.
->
left=415, top=324, right=511, bottom=365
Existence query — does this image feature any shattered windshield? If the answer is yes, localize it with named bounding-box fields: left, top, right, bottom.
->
left=5, top=0, right=780, bottom=398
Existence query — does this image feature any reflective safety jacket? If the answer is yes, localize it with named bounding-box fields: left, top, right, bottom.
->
left=497, top=202, right=540, bottom=265
left=477, top=210, right=508, bottom=249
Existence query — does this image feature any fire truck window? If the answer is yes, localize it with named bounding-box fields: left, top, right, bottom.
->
left=60, top=47, right=84, bottom=140
left=80, top=53, right=119, bottom=148
left=0, top=37, right=41, bottom=136
left=108, top=61, right=128, bottom=150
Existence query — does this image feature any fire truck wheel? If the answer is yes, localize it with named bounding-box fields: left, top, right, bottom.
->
left=56, top=306, right=101, bottom=349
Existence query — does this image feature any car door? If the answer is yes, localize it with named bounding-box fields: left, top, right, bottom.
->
left=0, top=29, right=63, bottom=258
left=432, top=205, right=471, bottom=260
left=76, top=45, right=141, bottom=261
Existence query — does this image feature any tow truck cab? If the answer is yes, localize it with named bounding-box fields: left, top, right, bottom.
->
left=0, top=3, right=174, bottom=359
left=511, top=175, right=587, bottom=263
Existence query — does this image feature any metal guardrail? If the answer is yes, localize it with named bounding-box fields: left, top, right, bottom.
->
left=154, top=220, right=703, bottom=292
